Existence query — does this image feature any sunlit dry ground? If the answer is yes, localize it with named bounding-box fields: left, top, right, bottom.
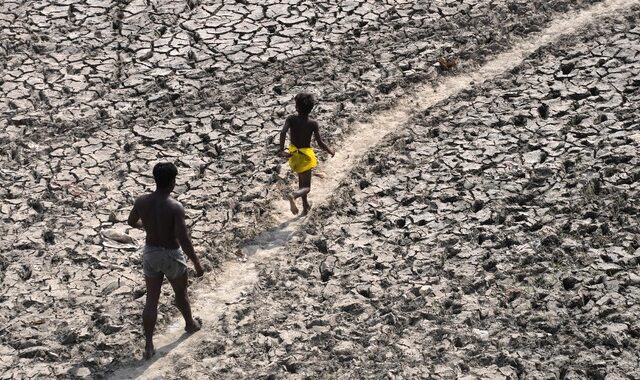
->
left=1, top=0, right=638, bottom=378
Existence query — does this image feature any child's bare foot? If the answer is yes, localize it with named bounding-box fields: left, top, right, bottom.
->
left=185, top=317, right=202, bottom=334
left=313, top=171, right=326, bottom=179
left=235, top=249, right=247, bottom=262
left=143, top=343, right=156, bottom=360
left=302, top=202, right=313, bottom=216
left=288, top=195, right=299, bottom=215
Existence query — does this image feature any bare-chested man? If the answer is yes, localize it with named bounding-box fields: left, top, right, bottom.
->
left=279, top=92, right=334, bottom=215
left=127, top=162, right=203, bottom=360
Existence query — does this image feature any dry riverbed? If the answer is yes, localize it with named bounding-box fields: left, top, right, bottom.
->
left=1, top=0, right=638, bottom=379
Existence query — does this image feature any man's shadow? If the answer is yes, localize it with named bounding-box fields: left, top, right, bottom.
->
left=109, top=332, right=193, bottom=379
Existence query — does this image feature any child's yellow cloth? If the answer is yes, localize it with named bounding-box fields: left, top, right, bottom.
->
left=288, top=144, right=317, bottom=173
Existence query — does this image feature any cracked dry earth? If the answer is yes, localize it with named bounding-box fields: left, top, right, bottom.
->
left=175, top=9, right=640, bottom=380
left=1, top=0, right=639, bottom=379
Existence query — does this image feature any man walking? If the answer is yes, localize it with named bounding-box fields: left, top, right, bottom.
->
left=127, top=162, right=203, bottom=360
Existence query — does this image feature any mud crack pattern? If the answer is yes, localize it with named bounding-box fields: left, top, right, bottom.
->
left=0, top=0, right=634, bottom=378
left=181, top=9, right=640, bottom=380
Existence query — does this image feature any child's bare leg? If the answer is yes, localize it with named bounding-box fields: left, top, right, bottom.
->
left=288, top=170, right=311, bottom=215
left=301, top=194, right=312, bottom=215
left=287, top=193, right=299, bottom=215
left=298, top=170, right=312, bottom=214
left=292, top=171, right=311, bottom=199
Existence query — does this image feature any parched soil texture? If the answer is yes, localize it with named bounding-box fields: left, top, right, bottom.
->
left=172, top=8, right=639, bottom=380
left=1, top=0, right=638, bottom=379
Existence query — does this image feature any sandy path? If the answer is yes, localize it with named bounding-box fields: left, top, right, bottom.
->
left=110, top=0, right=638, bottom=377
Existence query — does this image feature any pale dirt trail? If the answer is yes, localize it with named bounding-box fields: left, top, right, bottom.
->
left=110, top=1, right=638, bottom=377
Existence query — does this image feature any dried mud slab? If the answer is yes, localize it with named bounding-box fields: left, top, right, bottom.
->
left=172, top=9, right=640, bottom=380
left=0, top=0, right=624, bottom=378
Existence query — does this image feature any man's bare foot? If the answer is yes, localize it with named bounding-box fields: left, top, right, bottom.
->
left=288, top=195, right=299, bottom=215
left=144, top=344, right=156, bottom=360
left=185, top=317, right=202, bottom=334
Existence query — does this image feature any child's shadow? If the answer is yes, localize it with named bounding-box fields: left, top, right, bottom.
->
left=241, top=214, right=304, bottom=258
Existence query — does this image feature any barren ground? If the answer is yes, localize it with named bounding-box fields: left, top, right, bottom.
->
left=1, top=0, right=639, bottom=379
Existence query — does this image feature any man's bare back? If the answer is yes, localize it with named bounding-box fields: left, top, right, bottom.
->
left=130, top=193, right=183, bottom=249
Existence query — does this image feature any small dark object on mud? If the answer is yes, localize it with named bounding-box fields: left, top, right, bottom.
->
left=562, top=276, right=579, bottom=290
left=472, top=199, right=485, bottom=212
left=438, top=56, right=458, bottom=71
left=537, top=103, right=549, bottom=119
left=560, top=61, right=575, bottom=75
left=314, top=239, right=328, bottom=253
left=28, top=199, right=45, bottom=213
left=43, top=230, right=55, bottom=244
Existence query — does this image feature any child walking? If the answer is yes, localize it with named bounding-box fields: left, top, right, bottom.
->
left=279, top=93, right=334, bottom=215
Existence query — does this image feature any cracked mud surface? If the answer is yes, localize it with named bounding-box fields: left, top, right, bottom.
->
left=1, top=0, right=638, bottom=378
left=166, top=9, right=639, bottom=380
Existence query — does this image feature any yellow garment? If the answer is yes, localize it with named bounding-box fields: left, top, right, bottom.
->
left=288, top=144, right=317, bottom=173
